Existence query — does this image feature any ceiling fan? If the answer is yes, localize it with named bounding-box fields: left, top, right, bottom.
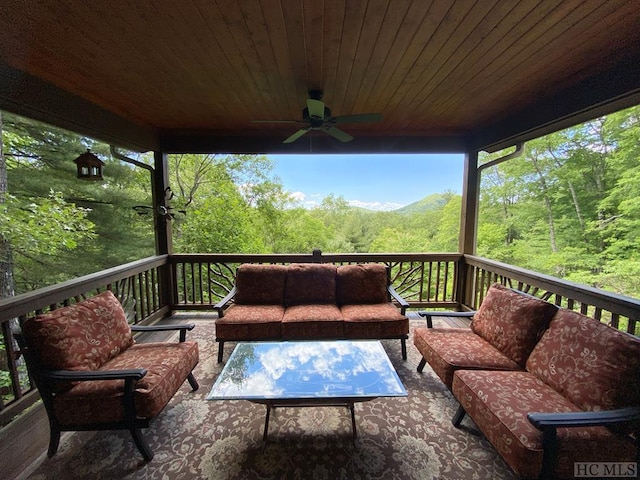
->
left=253, top=90, right=383, bottom=143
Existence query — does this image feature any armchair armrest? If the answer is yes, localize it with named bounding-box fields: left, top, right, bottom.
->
left=528, top=407, right=640, bottom=430
left=47, top=368, right=147, bottom=382
left=387, top=285, right=409, bottom=315
left=528, top=407, right=640, bottom=480
left=213, top=286, right=237, bottom=317
left=418, top=310, right=475, bottom=328
left=131, top=323, right=195, bottom=342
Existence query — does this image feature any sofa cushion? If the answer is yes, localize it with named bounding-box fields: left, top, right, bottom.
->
left=53, top=341, right=199, bottom=424
left=216, top=304, right=284, bottom=340
left=341, top=303, right=408, bottom=338
left=282, top=304, right=344, bottom=338
left=22, top=290, right=133, bottom=374
left=453, top=370, right=637, bottom=479
left=526, top=308, right=640, bottom=411
left=234, top=263, right=287, bottom=305
left=284, top=263, right=337, bottom=306
left=413, top=327, right=521, bottom=389
left=336, top=264, right=388, bottom=305
left=471, top=283, right=558, bottom=366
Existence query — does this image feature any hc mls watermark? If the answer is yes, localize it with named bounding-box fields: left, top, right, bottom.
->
left=575, top=462, right=638, bottom=478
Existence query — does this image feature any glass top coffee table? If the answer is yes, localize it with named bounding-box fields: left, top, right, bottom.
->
left=207, top=340, right=407, bottom=442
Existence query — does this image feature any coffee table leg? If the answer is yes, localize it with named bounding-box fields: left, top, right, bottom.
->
left=263, top=403, right=272, bottom=443
left=349, top=402, right=357, bottom=443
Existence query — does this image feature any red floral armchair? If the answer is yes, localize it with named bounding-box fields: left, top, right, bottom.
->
left=15, top=290, right=199, bottom=461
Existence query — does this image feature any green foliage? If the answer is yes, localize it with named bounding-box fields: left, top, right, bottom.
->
left=2, top=104, right=640, bottom=302
left=0, top=190, right=95, bottom=256
left=477, top=105, right=640, bottom=298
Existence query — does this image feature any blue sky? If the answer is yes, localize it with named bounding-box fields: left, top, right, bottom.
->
left=269, top=154, right=464, bottom=211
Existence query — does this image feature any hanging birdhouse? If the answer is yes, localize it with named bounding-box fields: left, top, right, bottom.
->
left=73, top=149, right=104, bottom=180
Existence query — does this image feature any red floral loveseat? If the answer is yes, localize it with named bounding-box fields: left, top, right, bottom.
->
left=214, top=262, right=409, bottom=362
left=414, top=283, right=640, bottom=479
left=16, top=290, right=200, bottom=461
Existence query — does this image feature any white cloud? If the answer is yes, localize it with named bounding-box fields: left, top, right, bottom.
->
left=348, top=200, right=405, bottom=212
left=284, top=190, right=405, bottom=212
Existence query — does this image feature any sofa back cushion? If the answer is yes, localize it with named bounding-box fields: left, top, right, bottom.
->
left=336, top=263, right=388, bottom=305
left=526, top=308, right=640, bottom=411
left=234, top=263, right=287, bottom=305
left=471, top=283, right=558, bottom=366
left=285, top=263, right=337, bottom=306
left=22, top=290, right=133, bottom=373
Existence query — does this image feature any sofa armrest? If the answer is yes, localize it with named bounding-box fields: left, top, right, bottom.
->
left=387, top=285, right=409, bottom=315
left=131, top=323, right=195, bottom=342
left=528, top=407, right=640, bottom=480
left=213, top=286, right=237, bottom=318
left=418, top=310, right=475, bottom=328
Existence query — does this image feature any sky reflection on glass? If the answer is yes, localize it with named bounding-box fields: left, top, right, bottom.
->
left=207, top=341, right=407, bottom=400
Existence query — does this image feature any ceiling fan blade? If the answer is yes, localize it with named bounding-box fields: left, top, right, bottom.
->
left=307, top=99, right=326, bottom=118
left=251, top=120, right=302, bottom=124
left=323, top=127, right=353, bottom=142
left=334, top=113, right=383, bottom=124
left=283, top=127, right=311, bottom=143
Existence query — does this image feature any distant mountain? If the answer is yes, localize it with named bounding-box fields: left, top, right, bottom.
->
left=394, top=193, right=450, bottom=215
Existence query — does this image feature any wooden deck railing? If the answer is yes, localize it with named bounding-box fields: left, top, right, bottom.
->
left=170, top=251, right=462, bottom=310
left=462, top=255, right=640, bottom=335
left=1, top=251, right=639, bottom=429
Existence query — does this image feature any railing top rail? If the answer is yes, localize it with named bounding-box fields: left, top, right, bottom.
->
left=0, top=255, right=169, bottom=319
left=465, top=254, right=640, bottom=317
left=170, top=252, right=463, bottom=263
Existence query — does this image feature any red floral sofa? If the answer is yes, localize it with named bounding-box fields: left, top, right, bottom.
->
left=16, top=290, right=200, bottom=461
left=414, top=283, right=640, bottom=479
left=214, top=262, right=409, bottom=362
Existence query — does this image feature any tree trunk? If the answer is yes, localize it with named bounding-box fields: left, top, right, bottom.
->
left=530, top=155, right=558, bottom=254
left=0, top=111, right=15, bottom=299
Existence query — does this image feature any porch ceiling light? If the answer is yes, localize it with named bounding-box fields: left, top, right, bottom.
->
left=73, top=149, right=104, bottom=180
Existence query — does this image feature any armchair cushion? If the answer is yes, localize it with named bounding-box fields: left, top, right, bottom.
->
left=526, top=308, right=640, bottom=411
left=413, top=327, right=521, bottom=388
left=336, top=264, right=388, bottom=305
left=284, top=263, right=337, bottom=306
left=52, top=341, right=199, bottom=425
left=234, top=263, right=288, bottom=305
left=471, top=283, right=558, bottom=366
left=22, top=291, right=133, bottom=379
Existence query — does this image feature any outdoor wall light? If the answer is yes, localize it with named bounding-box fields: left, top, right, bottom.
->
left=73, top=149, right=104, bottom=180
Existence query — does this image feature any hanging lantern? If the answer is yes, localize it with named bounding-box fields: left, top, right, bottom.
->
left=73, top=149, right=104, bottom=180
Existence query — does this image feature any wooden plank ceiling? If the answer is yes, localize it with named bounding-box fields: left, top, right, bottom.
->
left=0, top=0, right=639, bottom=153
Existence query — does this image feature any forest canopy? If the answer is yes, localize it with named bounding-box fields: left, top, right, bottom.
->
left=1, top=105, right=639, bottom=299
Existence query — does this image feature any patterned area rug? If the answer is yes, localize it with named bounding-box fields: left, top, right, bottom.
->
left=26, top=318, right=516, bottom=480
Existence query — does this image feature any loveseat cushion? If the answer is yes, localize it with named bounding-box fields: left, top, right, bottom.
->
left=336, top=264, right=388, bottom=305
left=526, top=308, right=640, bottom=411
left=471, top=283, right=558, bottom=366
left=52, top=341, right=199, bottom=425
left=215, top=304, right=284, bottom=340
left=284, top=263, right=337, bottom=306
left=341, top=303, right=408, bottom=338
left=453, top=369, right=637, bottom=479
left=282, top=304, right=344, bottom=338
left=234, top=263, right=287, bottom=305
left=22, top=290, right=134, bottom=375
left=413, top=327, right=521, bottom=389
